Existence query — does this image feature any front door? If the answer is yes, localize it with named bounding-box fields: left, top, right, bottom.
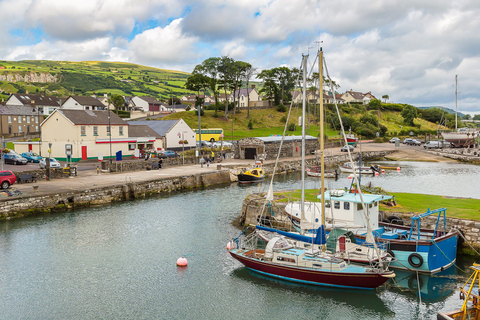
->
left=245, top=148, right=257, bottom=159
left=82, top=146, right=87, bottom=160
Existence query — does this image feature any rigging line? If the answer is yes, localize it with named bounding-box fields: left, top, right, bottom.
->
left=258, top=59, right=305, bottom=220
left=323, top=54, right=385, bottom=269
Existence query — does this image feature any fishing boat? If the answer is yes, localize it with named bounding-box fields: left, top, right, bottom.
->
left=237, top=161, right=265, bottom=184
left=437, top=263, right=480, bottom=320
left=339, top=162, right=378, bottom=174
left=228, top=51, right=395, bottom=289
left=306, top=166, right=338, bottom=178
left=346, top=132, right=358, bottom=146
left=285, top=189, right=459, bottom=273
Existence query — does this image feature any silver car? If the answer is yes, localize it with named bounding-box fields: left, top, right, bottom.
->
left=39, top=158, right=61, bottom=169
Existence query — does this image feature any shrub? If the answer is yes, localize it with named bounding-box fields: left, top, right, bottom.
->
left=287, top=123, right=296, bottom=131
left=280, top=115, right=287, bottom=123
left=276, top=103, right=286, bottom=112
left=247, top=120, right=253, bottom=130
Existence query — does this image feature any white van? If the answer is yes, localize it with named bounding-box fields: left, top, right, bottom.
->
left=424, top=141, right=440, bottom=149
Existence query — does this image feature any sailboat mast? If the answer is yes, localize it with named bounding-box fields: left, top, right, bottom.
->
left=318, top=49, right=325, bottom=230
left=301, top=54, right=307, bottom=220
left=455, top=74, right=458, bottom=131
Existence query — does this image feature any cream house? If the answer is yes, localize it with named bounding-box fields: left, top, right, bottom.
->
left=228, top=87, right=261, bottom=107
left=14, top=109, right=162, bottom=161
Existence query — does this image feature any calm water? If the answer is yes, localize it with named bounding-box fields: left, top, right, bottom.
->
left=0, top=161, right=479, bottom=319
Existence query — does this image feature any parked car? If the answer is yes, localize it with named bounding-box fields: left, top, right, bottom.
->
left=196, top=140, right=212, bottom=148
left=406, top=139, right=422, bottom=146
left=39, top=158, right=61, bottom=169
left=212, top=141, right=233, bottom=148
left=21, top=152, right=42, bottom=163
left=424, top=141, right=440, bottom=149
left=158, top=151, right=179, bottom=158
left=0, top=170, right=16, bottom=189
left=389, top=137, right=400, bottom=143
left=340, top=145, right=355, bottom=152
left=3, top=153, right=28, bottom=165
left=402, top=138, right=413, bottom=144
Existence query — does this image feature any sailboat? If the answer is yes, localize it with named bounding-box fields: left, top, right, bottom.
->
left=441, top=75, right=479, bottom=147
left=227, top=51, right=395, bottom=289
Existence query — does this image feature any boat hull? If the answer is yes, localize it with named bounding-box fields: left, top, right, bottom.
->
left=237, top=174, right=264, bottom=184
left=229, top=250, right=392, bottom=289
left=306, top=166, right=338, bottom=178
left=441, top=131, right=478, bottom=147
left=339, top=165, right=374, bottom=174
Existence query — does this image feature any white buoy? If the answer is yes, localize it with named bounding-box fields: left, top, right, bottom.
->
left=381, top=169, right=386, bottom=174
left=227, top=242, right=236, bottom=250
left=176, top=257, right=188, bottom=267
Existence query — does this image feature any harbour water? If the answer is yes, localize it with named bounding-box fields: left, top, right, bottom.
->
left=0, top=161, right=479, bottom=319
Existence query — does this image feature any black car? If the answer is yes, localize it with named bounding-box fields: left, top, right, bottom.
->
left=3, top=153, right=28, bottom=165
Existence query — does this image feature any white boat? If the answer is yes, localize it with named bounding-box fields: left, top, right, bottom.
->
left=339, top=162, right=378, bottom=174
left=306, top=166, right=338, bottom=178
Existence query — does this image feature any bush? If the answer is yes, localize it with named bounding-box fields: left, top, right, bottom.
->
left=287, top=123, right=296, bottom=131
left=280, top=115, right=287, bottom=123
left=247, top=120, right=253, bottom=130
left=276, top=103, right=286, bottom=112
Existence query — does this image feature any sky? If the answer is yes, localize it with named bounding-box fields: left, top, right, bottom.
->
left=0, top=0, right=479, bottom=114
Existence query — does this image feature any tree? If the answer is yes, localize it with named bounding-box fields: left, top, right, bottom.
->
left=193, top=57, right=221, bottom=105
left=110, top=94, right=125, bottom=112
left=382, top=95, right=389, bottom=103
left=219, top=56, right=235, bottom=119
left=463, top=114, right=471, bottom=120
left=185, top=73, right=209, bottom=117
left=401, top=104, right=418, bottom=126
left=422, top=108, right=444, bottom=123
left=257, top=69, right=279, bottom=105
left=243, top=65, right=256, bottom=118
left=473, top=114, right=480, bottom=120
left=368, top=99, right=381, bottom=110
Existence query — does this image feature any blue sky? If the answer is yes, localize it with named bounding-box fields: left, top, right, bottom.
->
left=0, top=0, right=479, bottom=114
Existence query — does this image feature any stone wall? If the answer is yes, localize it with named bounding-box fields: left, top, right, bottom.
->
left=239, top=195, right=480, bottom=250
left=427, top=148, right=480, bottom=164
left=0, top=171, right=232, bottom=220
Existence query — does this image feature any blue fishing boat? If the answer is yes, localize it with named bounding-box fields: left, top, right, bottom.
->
left=285, top=190, right=459, bottom=274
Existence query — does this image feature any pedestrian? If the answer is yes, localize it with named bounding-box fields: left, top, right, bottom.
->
left=158, top=158, right=163, bottom=169
left=207, top=158, right=210, bottom=167
left=199, top=157, right=205, bottom=168
left=223, top=151, right=226, bottom=159
left=211, top=151, right=215, bottom=162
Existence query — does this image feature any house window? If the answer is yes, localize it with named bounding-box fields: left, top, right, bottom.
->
left=27, top=116, right=30, bottom=124
left=18, top=126, right=22, bottom=133
left=344, top=202, right=350, bottom=210
left=8, top=125, right=12, bottom=134
left=106, top=126, right=111, bottom=136
left=36, top=116, right=39, bottom=123
left=81, top=126, right=86, bottom=136
left=18, top=117, right=22, bottom=124
left=27, top=126, right=30, bottom=133
left=93, top=126, right=98, bottom=136
left=8, top=116, right=11, bottom=123
left=129, top=143, right=136, bottom=150
left=119, top=126, right=123, bottom=135
left=36, top=126, right=38, bottom=132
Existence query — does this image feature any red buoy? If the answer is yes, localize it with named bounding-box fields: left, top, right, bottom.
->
left=375, top=171, right=379, bottom=176
left=397, top=167, right=401, bottom=171
left=176, top=257, right=188, bottom=267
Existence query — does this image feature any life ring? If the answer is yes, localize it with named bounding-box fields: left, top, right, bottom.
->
left=387, top=250, right=395, bottom=258
left=408, top=253, right=424, bottom=268
left=408, top=275, right=424, bottom=290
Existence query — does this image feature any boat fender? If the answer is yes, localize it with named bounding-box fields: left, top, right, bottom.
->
left=387, top=250, right=395, bottom=258
left=408, top=253, right=423, bottom=268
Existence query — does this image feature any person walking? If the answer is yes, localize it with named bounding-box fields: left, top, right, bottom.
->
left=211, top=151, right=215, bottom=162
left=158, top=158, right=163, bottom=169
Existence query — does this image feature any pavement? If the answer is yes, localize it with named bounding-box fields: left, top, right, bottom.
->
left=7, top=142, right=440, bottom=197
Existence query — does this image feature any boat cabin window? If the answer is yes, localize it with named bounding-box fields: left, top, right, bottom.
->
left=344, top=202, right=350, bottom=210
left=369, top=203, right=373, bottom=208
left=277, top=256, right=295, bottom=263
left=357, top=203, right=363, bottom=210
left=334, top=201, right=340, bottom=209
left=325, top=201, right=331, bottom=208
left=374, top=202, right=378, bottom=207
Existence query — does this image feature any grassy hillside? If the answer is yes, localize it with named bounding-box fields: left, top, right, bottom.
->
left=0, top=60, right=194, bottom=100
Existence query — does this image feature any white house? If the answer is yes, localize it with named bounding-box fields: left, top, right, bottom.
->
left=228, top=87, right=261, bottom=107
left=6, top=93, right=64, bottom=115
left=127, top=118, right=195, bottom=151
left=61, top=95, right=107, bottom=110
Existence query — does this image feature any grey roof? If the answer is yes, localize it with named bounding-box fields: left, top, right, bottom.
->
left=0, top=104, right=41, bottom=116
left=57, top=109, right=127, bottom=125
left=137, top=96, right=163, bottom=105
left=128, top=125, right=161, bottom=138
left=9, top=93, right=64, bottom=106
left=255, top=135, right=317, bottom=143
left=67, top=95, right=106, bottom=108
left=127, top=120, right=178, bottom=137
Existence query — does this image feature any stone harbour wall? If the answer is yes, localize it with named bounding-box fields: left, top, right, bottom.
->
left=0, top=171, right=231, bottom=220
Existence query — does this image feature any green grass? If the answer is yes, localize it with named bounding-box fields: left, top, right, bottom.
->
left=273, top=190, right=480, bottom=220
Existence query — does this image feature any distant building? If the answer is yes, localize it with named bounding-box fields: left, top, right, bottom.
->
left=228, top=87, right=262, bottom=108
left=341, top=90, right=376, bottom=104
left=5, top=93, right=64, bottom=115
left=61, top=95, right=107, bottom=111
left=0, top=104, right=43, bottom=136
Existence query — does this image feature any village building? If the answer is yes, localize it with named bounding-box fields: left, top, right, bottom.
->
left=341, top=90, right=376, bottom=104
left=61, top=95, right=107, bottom=111
left=234, top=136, right=317, bottom=160
left=13, top=109, right=162, bottom=161
left=228, top=87, right=262, bottom=108
left=0, top=104, right=44, bottom=137
left=5, top=93, right=64, bottom=115
left=127, top=119, right=195, bottom=151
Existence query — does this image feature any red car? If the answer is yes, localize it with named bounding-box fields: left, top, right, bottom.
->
left=0, top=170, right=16, bottom=189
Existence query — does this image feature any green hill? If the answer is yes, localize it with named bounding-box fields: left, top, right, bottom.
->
left=0, top=60, right=193, bottom=101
